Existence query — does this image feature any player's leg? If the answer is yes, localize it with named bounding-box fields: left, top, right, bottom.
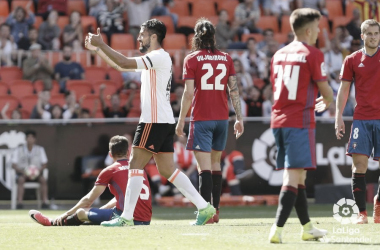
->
left=17, top=175, right=25, bottom=208
left=351, top=154, right=368, bottom=223
left=294, top=170, right=310, bottom=226
left=347, top=120, right=372, bottom=224
left=372, top=120, right=380, bottom=223
left=209, top=120, right=228, bottom=223
left=194, top=151, right=212, bottom=203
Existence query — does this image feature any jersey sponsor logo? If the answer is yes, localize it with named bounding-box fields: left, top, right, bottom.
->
left=321, top=62, right=327, bottom=76
left=358, top=63, right=365, bottom=67
left=148, top=145, right=155, bottom=150
left=195, top=145, right=201, bottom=150
left=196, top=55, right=227, bottom=62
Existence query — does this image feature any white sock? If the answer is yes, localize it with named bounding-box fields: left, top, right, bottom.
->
left=168, top=169, right=207, bottom=210
left=120, top=169, right=144, bottom=220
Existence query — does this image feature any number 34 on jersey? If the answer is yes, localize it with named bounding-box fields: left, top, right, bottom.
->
left=273, top=64, right=300, bottom=101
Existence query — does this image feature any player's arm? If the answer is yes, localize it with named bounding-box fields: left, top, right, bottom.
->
left=100, top=197, right=117, bottom=209
left=85, top=28, right=137, bottom=71
left=53, top=185, right=106, bottom=226
left=227, top=75, right=244, bottom=139
left=335, top=80, right=351, bottom=140
left=175, top=79, right=194, bottom=137
left=315, top=81, right=333, bottom=113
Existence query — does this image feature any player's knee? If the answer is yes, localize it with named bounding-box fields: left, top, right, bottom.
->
left=352, top=162, right=367, bottom=173
left=76, top=208, right=87, bottom=221
left=17, top=176, right=25, bottom=184
left=39, top=176, right=46, bottom=184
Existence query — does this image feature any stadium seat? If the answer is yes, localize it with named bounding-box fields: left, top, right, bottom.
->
left=45, top=51, right=62, bottom=67
left=11, top=1, right=35, bottom=12
left=66, top=80, right=93, bottom=99
left=281, top=15, right=291, bottom=34
left=0, top=67, right=23, bottom=83
left=319, top=16, right=330, bottom=33
left=10, top=168, right=48, bottom=209
left=151, top=16, right=175, bottom=34
left=163, top=34, right=187, bottom=50
left=187, top=33, right=194, bottom=49
left=9, top=80, right=34, bottom=99
left=208, top=16, right=219, bottom=26
left=80, top=94, right=99, bottom=111
left=72, top=51, right=91, bottom=67
left=332, top=16, right=351, bottom=33
left=192, top=1, right=216, bottom=18
left=81, top=15, right=97, bottom=33
left=34, top=80, right=60, bottom=94
left=0, top=82, right=8, bottom=95
left=0, top=16, right=6, bottom=25
left=50, top=94, right=66, bottom=106
left=177, top=16, right=198, bottom=29
left=34, top=16, right=43, bottom=29
left=326, top=0, right=343, bottom=20
left=57, top=16, right=69, bottom=31
left=257, top=16, right=279, bottom=33
left=84, top=66, right=107, bottom=81
left=110, top=34, right=135, bottom=50
left=19, top=109, right=30, bottom=119
left=68, top=0, right=86, bottom=15
left=345, top=1, right=357, bottom=19
left=19, top=94, right=38, bottom=113
left=0, top=95, right=19, bottom=111
left=93, top=80, right=118, bottom=96
left=169, top=1, right=190, bottom=16
left=242, top=33, right=264, bottom=42
left=107, top=68, right=123, bottom=88
left=274, top=33, right=287, bottom=44
left=0, top=1, right=9, bottom=17
left=218, top=0, right=239, bottom=22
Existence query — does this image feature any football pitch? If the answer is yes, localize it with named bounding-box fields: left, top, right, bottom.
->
left=1, top=204, right=380, bottom=250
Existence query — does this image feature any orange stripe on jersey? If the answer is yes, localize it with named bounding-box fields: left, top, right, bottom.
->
left=150, top=69, right=157, bottom=123
left=141, top=57, right=148, bottom=70
left=139, top=123, right=152, bottom=148
left=129, top=169, right=144, bottom=178
left=168, top=169, right=180, bottom=183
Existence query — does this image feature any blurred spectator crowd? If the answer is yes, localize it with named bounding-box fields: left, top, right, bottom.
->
left=0, top=0, right=370, bottom=120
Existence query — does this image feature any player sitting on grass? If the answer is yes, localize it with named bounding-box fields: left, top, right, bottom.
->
left=29, top=135, right=152, bottom=226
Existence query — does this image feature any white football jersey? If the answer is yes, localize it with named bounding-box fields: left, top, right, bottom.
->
left=135, top=49, right=175, bottom=124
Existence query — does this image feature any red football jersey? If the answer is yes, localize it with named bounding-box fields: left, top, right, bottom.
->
left=270, top=41, right=327, bottom=129
left=95, top=159, right=152, bottom=222
left=340, top=48, right=380, bottom=120
left=183, top=49, right=236, bottom=121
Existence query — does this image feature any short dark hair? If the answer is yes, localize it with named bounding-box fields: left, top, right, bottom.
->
left=191, top=18, right=217, bottom=53
left=25, top=130, right=36, bottom=137
left=290, top=8, right=321, bottom=34
left=141, top=19, right=166, bottom=45
left=109, top=135, right=129, bottom=158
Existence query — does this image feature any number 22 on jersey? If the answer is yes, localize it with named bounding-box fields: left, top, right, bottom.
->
left=201, top=63, right=226, bottom=90
left=273, top=64, right=300, bottom=100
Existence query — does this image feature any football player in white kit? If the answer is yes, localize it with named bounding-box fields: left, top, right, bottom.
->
left=85, top=19, right=215, bottom=226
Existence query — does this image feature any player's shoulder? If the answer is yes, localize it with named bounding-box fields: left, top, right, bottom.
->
left=346, top=49, right=364, bottom=60
left=184, top=50, right=201, bottom=61
left=103, top=160, right=129, bottom=174
left=146, top=48, right=171, bottom=60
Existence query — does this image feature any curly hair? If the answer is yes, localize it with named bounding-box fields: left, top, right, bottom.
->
left=191, top=18, right=217, bottom=53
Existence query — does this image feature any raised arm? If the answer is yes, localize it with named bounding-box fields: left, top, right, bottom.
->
left=335, top=80, right=351, bottom=140
left=85, top=28, right=137, bottom=71
left=227, top=75, right=244, bottom=139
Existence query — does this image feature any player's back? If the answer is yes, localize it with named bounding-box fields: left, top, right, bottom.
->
left=96, top=160, right=152, bottom=222
left=270, top=41, right=327, bottom=129
left=183, top=49, right=235, bottom=121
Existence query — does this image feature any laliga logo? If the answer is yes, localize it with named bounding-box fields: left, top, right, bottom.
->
left=251, top=128, right=283, bottom=186
left=333, top=198, right=360, bottom=224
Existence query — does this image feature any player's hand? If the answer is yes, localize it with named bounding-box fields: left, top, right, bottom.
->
left=314, top=96, right=331, bottom=113
left=85, top=34, right=97, bottom=51
left=53, top=212, right=69, bottom=226
left=335, top=115, right=345, bottom=140
left=88, top=28, right=104, bottom=48
left=234, top=119, right=244, bottom=139
left=175, top=119, right=186, bottom=137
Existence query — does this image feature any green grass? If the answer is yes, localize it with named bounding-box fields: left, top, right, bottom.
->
left=1, top=205, right=380, bottom=250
